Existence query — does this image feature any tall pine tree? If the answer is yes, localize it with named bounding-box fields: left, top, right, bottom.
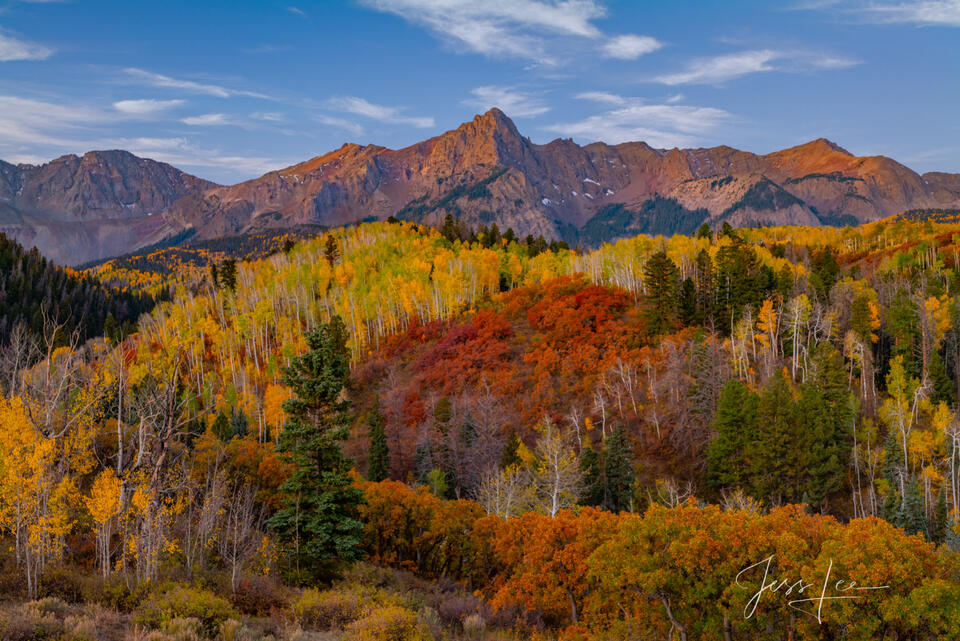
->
left=747, top=371, right=798, bottom=505
left=706, top=379, right=758, bottom=492
left=267, top=316, right=364, bottom=584
left=602, top=427, right=635, bottom=512
left=366, top=400, right=389, bottom=482
left=800, top=343, right=855, bottom=510
left=643, top=250, right=680, bottom=336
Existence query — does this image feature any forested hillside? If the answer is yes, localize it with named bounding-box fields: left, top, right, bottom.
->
left=2, top=217, right=960, bottom=639
left=0, top=232, right=154, bottom=357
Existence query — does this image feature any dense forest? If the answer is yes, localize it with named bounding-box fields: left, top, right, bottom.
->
left=0, top=232, right=154, bottom=362
left=1, top=218, right=960, bottom=640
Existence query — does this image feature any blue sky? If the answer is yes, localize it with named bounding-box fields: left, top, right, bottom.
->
left=1, top=0, right=958, bottom=184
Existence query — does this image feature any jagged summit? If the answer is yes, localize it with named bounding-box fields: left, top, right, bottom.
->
left=3, top=110, right=960, bottom=265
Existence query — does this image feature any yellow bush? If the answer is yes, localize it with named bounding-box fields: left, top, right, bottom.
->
left=344, top=604, right=434, bottom=641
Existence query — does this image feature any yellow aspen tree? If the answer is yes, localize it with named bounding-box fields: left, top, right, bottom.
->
left=86, top=469, right=123, bottom=577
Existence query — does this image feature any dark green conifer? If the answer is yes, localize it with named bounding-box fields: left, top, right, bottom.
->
left=267, top=316, right=364, bottom=584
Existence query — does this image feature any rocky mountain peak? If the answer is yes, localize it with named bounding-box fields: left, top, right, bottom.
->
left=4, top=111, right=960, bottom=266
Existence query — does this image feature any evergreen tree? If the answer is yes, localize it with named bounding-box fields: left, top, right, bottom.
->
left=441, top=214, right=458, bottom=242
left=219, top=259, right=237, bottom=291
left=713, top=240, right=769, bottom=335
left=933, top=488, right=949, bottom=543
left=579, top=445, right=604, bottom=507
left=267, top=316, right=364, bottom=584
left=929, top=350, right=955, bottom=406
left=881, top=487, right=900, bottom=523
left=800, top=343, right=855, bottom=510
left=501, top=429, right=522, bottom=469
left=884, top=287, right=920, bottom=376
left=897, top=478, right=926, bottom=536
left=748, top=371, right=798, bottom=505
left=679, top=277, right=698, bottom=326
left=695, top=249, right=714, bottom=328
left=849, top=294, right=876, bottom=344
left=211, top=410, right=230, bottom=441
left=881, top=429, right=904, bottom=490
left=488, top=223, right=501, bottom=247
left=643, top=250, right=680, bottom=336
left=602, top=427, right=635, bottom=512
left=366, top=402, right=389, bottom=482
left=809, top=247, right=840, bottom=301
left=458, top=414, right=477, bottom=449
left=414, top=439, right=434, bottom=484
left=229, top=409, right=248, bottom=439
left=323, top=235, right=340, bottom=266
left=696, top=223, right=713, bottom=241
left=706, top=379, right=758, bottom=492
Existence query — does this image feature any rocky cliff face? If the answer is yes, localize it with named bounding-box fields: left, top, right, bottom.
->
left=162, top=109, right=960, bottom=248
left=5, top=110, right=960, bottom=264
left=0, top=151, right=215, bottom=265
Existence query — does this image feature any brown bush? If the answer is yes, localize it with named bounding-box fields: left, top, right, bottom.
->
left=82, top=574, right=149, bottom=612
left=229, top=574, right=290, bottom=617
left=0, top=553, right=26, bottom=602
left=38, top=565, right=85, bottom=603
left=292, top=587, right=365, bottom=630
left=0, top=601, right=64, bottom=641
left=433, top=592, right=481, bottom=626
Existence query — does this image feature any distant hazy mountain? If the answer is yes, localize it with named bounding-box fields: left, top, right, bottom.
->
left=0, top=150, right=215, bottom=265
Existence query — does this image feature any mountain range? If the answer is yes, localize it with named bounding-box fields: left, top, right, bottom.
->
left=3, top=108, right=960, bottom=266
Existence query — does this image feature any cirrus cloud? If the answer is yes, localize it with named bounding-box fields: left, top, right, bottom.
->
left=327, top=96, right=434, bottom=128
left=181, top=113, right=235, bottom=126
left=653, top=49, right=859, bottom=85
left=545, top=92, right=730, bottom=148
left=113, top=99, right=185, bottom=116
left=465, top=86, right=550, bottom=117
left=123, top=68, right=269, bottom=99
left=358, top=0, right=658, bottom=64
left=0, top=29, right=53, bottom=61
left=602, top=34, right=662, bottom=59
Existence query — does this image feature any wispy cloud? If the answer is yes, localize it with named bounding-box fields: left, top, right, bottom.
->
left=359, top=0, right=659, bottom=64
left=0, top=93, right=287, bottom=180
left=465, top=86, right=550, bottom=117
left=653, top=49, right=859, bottom=85
left=109, top=136, right=292, bottom=177
left=602, top=34, right=662, bottom=59
left=575, top=91, right=626, bottom=105
left=0, top=94, right=107, bottom=147
left=113, top=98, right=185, bottom=116
left=125, top=146, right=290, bottom=177
left=858, top=0, right=960, bottom=26
left=251, top=111, right=285, bottom=122
left=123, top=68, right=269, bottom=99
left=181, top=113, right=236, bottom=126
left=327, top=96, right=434, bottom=128
left=545, top=93, right=730, bottom=148
left=316, top=114, right=365, bottom=136
left=654, top=50, right=780, bottom=85
left=0, top=28, right=53, bottom=61
left=287, top=6, right=307, bottom=18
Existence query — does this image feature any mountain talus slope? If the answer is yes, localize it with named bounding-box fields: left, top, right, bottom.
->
left=5, top=109, right=960, bottom=264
